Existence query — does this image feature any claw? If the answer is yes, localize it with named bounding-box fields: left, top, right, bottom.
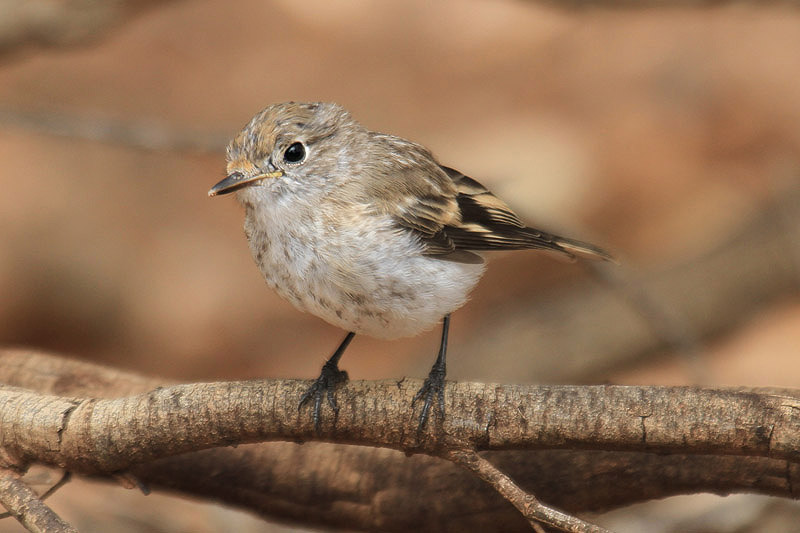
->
left=412, top=315, right=450, bottom=431
left=298, top=332, right=355, bottom=432
left=299, top=361, right=348, bottom=431
left=412, top=363, right=446, bottom=431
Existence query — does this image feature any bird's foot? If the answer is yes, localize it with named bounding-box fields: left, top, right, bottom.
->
left=412, top=362, right=446, bottom=431
left=299, top=360, right=349, bottom=432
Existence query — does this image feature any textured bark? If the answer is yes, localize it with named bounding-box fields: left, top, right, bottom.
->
left=1, top=350, right=799, bottom=532
left=131, top=445, right=800, bottom=532
left=0, top=469, right=77, bottom=533
left=2, top=374, right=799, bottom=473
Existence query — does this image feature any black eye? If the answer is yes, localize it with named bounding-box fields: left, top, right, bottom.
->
left=284, top=142, right=306, bottom=163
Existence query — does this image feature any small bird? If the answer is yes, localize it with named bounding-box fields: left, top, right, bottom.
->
left=209, top=102, right=613, bottom=430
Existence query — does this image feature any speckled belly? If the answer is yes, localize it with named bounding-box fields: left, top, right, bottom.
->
left=246, top=220, right=485, bottom=339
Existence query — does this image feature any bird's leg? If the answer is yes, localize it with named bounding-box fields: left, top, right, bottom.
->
left=299, top=332, right=355, bottom=431
left=412, top=314, right=450, bottom=431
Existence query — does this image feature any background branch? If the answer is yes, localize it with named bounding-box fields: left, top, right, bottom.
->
left=0, top=0, right=174, bottom=57
left=0, top=108, right=227, bottom=154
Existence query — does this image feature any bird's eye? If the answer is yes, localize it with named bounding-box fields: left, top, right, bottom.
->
left=283, top=142, right=306, bottom=164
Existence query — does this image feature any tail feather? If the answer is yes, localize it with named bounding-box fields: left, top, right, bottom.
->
left=550, top=234, right=617, bottom=263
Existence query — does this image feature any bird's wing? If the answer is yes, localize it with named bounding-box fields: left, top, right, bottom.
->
left=361, top=139, right=466, bottom=258
left=364, top=137, right=612, bottom=263
left=387, top=182, right=462, bottom=257
left=438, top=167, right=614, bottom=261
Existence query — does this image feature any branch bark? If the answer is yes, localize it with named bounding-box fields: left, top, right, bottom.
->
left=0, top=468, right=77, bottom=533
left=2, top=377, right=799, bottom=473
left=1, top=350, right=799, bottom=532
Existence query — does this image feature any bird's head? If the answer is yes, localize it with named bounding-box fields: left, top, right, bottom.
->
left=209, top=102, right=361, bottom=202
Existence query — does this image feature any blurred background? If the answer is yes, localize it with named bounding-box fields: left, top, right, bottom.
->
left=1, top=0, right=800, bottom=531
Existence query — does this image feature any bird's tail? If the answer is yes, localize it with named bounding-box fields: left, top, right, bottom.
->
left=549, top=233, right=617, bottom=263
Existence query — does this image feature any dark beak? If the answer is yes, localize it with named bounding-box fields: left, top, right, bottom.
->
left=208, top=170, right=284, bottom=197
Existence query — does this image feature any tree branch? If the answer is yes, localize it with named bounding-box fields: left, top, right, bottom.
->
left=0, top=468, right=77, bottom=533
left=1, top=378, right=799, bottom=474
left=445, top=449, right=611, bottom=533
left=2, top=350, right=799, bottom=531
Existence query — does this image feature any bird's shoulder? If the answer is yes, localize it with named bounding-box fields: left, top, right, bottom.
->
left=354, top=135, right=458, bottom=251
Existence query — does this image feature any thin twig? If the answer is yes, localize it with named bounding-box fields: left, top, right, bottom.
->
left=444, top=450, right=613, bottom=533
left=36, top=471, right=72, bottom=502
left=0, top=468, right=77, bottom=533
left=0, top=108, right=227, bottom=154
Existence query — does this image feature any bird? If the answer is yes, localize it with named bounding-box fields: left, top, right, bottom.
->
left=208, top=102, right=613, bottom=430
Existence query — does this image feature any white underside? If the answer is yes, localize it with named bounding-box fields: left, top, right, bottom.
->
left=242, top=195, right=485, bottom=339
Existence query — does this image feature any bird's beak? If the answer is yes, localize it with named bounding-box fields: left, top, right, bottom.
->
left=208, top=170, right=284, bottom=197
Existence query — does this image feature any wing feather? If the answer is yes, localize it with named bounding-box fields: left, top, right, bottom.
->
left=440, top=167, right=613, bottom=261
left=364, top=137, right=612, bottom=263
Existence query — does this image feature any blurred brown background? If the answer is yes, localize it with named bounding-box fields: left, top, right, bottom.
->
left=1, top=0, right=800, bottom=531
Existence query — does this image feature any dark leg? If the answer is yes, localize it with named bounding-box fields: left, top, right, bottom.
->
left=299, top=332, right=355, bottom=431
left=412, top=314, right=450, bottom=431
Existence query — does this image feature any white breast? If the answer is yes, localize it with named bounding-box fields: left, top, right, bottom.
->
left=243, top=199, right=485, bottom=339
